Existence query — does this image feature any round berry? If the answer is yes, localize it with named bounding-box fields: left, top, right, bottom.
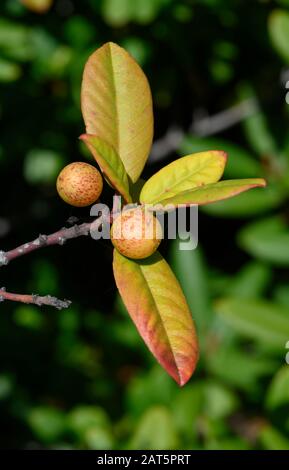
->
left=111, top=207, right=163, bottom=260
left=57, top=162, right=103, bottom=207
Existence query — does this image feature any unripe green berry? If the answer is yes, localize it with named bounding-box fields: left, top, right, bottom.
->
left=111, top=207, right=163, bottom=260
left=57, top=162, right=103, bottom=207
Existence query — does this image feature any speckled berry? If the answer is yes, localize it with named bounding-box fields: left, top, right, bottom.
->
left=111, top=207, right=163, bottom=260
left=57, top=162, right=103, bottom=207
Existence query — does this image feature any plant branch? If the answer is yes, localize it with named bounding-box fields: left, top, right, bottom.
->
left=0, top=288, right=71, bottom=310
left=0, top=216, right=105, bottom=267
left=0, top=213, right=109, bottom=309
left=149, top=98, right=258, bottom=163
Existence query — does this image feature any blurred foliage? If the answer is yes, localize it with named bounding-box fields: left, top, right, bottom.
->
left=0, top=0, right=289, bottom=450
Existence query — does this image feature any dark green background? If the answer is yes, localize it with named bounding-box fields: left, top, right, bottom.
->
left=0, top=0, right=289, bottom=450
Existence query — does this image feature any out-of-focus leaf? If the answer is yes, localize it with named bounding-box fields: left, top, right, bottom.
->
left=121, top=38, right=151, bottom=66
left=80, top=134, right=132, bottom=203
left=64, top=16, right=95, bottom=49
left=148, top=179, right=266, bottom=208
left=216, top=298, right=289, bottom=349
left=0, top=375, right=13, bottom=400
left=85, top=427, right=114, bottom=450
left=239, top=216, right=289, bottom=266
left=0, top=58, right=21, bottom=82
left=228, top=261, right=271, bottom=299
left=129, top=406, right=179, bottom=450
left=126, top=367, right=177, bottom=416
left=240, top=85, right=278, bottom=156
left=133, top=0, right=170, bottom=24
left=58, top=307, right=79, bottom=333
left=102, top=0, right=170, bottom=26
left=206, top=438, right=250, bottom=450
left=113, top=250, right=199, bottom=386
left=27, top=407, right=66, bottom=443
left=269, top=9, right=289, bottom=64
left=260, top=426, right=289, bottom=450
left=24, top=149, right=64, bottom=184
left=81, top=42, right=153, bottom=182
left=170, top=239, right=212, bottom=332
left=101, top=0, right=133, bottom=27
left=210, top=59, right=233, bottom=83
left=274, top=285, right=289, bottom=307
left=243, top=109, right=278, bottom=156
left=30, top=259, right=59, bottom=295
left=67, top=406, right=111, bottom=439
left=13, top=306, right=44, bottom=330
left=204, top=381, right=239, bottom=419
left=179, top=135, right=262, bottom=179
left=266, top=367, right=289, bottom=409
left=202, top=184, right=283, bottom=218
left=0, top=19, right=34, bottom=61
left=45, top=46, right=73, bottom=78
left=140, top=151, right=227, bottom=204
left=21, top=0, right=53, bottom=13
left=207, top=345, right=276, bottom=392
left=172, top=384, right=203, bottom=438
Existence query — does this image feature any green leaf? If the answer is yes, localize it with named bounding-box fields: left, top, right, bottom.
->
left=129, top=406, right=179, bottom=450
left=228, top=261, right=271, bottom=299
left=172, top=384, right=203, bottom=439
left=239, top=84, right=278, bottom=156
left=204, top=382, right=239, bottom=420
left=0, top=58, right=21, bottom=82
left=113, top=250, right=199, bottom=386
left=179, top=135, right=262, bottom=179
left=0, top=375, right=13, bottom=401
left=207, top=344, right=276, bottom=392
left=0, top=19, right=34, bottom=61
left=140, top=150, right=227, bottom=204
left=202, top=184, right=284, bottom=218
left=266, top=366, right=289, bottom=410
left=68, top=410, right=114, bottom=449
left=24, top=149, right=64, bottom=184
left=81, top=42, right=153, bottom=183
left=101, top=0, right=133, bottom=27
left=80, top=134, right=132, bottom=203
left=170, top=239, right=212, bottom=332
left=27, top=406, right=66, bottom=443
left=274, top=285, right=289, bottom=307
left=147, top=179, right=266, bottom=209
left=269, top=9, right=289, bottom=64
left=238, top=216, right=289, bottom=266
left=215, top=298, right=289, bottom=349
left=126, top=366, right=177, bottom=416
left=13, top=306, right=44, bottom=330
left=260, top=426, right=289, bottom=450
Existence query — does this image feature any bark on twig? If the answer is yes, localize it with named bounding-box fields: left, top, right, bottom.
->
left=0, top=216, right=104, bottom=267
left=0, top=215, right=107, bottom=309
left=0, top=288, right=71, bottom=310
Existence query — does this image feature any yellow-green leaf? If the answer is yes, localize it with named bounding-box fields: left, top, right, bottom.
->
left=140, top=150, right=227, bottom=204
left=269, top=9, right=289, bottom=64
left=80, top=134, right=132, bottom=203
left=113, top=250, right=199, bottom=386
left=216, top=297, right=289, bottom=349
left=81, top=42, right=153, bottom=183
left=147, top=179, right=266, bottom=209
left=21, top=0, right=53, bottom=13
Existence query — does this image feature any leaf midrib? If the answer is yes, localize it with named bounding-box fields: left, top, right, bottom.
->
left=138, top=262, right=182, bottom=383
left=107, top=43, right=120, bottom=155
left=146, top=155, right=223, bottom=204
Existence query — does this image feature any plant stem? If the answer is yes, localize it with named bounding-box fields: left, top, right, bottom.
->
left=0, top=216, right=105, bottom=267
left=0, top=215, right=107, bottom=309
left=0, top=288, right=71, bottom=310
